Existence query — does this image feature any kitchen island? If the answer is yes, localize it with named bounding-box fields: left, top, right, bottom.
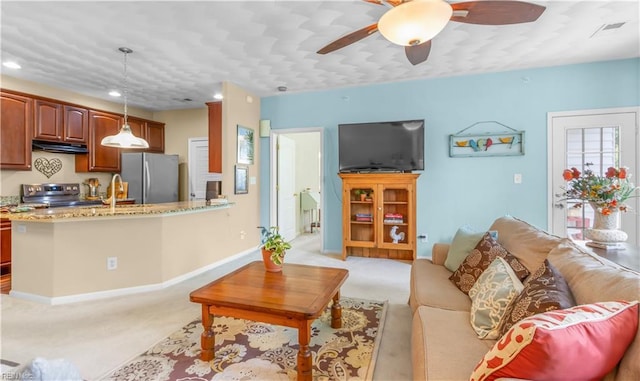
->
left=6, top=200, right=254, bottom=304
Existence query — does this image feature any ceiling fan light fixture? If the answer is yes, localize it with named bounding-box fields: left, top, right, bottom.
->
left=378, top=0, right=453, bottom=46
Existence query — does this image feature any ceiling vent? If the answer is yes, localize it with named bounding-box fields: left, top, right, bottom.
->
left=590, top=22, right=626, bottom=38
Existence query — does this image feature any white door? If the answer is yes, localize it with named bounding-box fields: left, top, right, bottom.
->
left=277, top=135, right=297, bottom=241
left=549, top=108, right=639, bottom=246
left=188, top=138, right=222, bottom=200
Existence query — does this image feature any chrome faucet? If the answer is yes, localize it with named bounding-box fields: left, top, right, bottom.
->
left=110, top=173, right=124, bottom=212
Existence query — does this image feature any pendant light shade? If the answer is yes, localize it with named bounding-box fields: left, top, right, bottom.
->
left=101, top=47, right=149, bottom=149
left=377, top=0, right=453, bottom=46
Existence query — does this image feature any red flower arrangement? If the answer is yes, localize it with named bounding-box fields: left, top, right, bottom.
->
left=561, top=164, right=638, bottom=215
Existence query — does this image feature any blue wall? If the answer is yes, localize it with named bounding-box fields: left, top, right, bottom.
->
left=260, top=58, right=640, bottom=256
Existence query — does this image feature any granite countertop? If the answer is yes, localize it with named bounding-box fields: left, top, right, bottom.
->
left=5, top=199, right=233, bottom=221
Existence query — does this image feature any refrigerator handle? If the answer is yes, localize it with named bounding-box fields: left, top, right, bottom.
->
left=144, top=160, right=151, bottom=200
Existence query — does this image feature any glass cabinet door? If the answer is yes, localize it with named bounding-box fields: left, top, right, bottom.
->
left=379, top=184, right=412, bottom=249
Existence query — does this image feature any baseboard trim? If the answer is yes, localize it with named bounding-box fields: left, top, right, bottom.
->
left=9, top=246, right=258, bottom=305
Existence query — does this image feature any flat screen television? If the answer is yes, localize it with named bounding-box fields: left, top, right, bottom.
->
left=338, top=119, right=424, bottom=172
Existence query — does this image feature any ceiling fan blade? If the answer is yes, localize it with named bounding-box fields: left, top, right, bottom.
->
left=363, top=0, right=403, bottom=6
left=405, top=41, right=432, bottom=66
left=317, top=23, right=379, bottom=54
left=451, top=1, right=545, bottom=25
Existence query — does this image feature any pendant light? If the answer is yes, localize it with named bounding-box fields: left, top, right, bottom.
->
left=101, top=47, right=149, bottom=149
left=377, top=0, right=453, bottom=46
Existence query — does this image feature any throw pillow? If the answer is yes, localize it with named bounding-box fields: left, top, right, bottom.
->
left=469, top=257, right=524, bottom=339
left=497, top=259, right=576, bottom=336
left=449, top=232, right=529, bottom=294
left=470, top=301, right=639, bottom=381
left=444, top=226, right=485, bottom=272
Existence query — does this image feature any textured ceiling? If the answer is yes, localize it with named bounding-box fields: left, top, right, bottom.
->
left=1, top=0, right=638, bottom=111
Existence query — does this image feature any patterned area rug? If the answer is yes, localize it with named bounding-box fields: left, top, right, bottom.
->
left=102, top=297, right=387, bottom=381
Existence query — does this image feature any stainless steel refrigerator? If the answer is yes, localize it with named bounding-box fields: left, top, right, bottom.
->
left=121, top=152, right=179, bottom=204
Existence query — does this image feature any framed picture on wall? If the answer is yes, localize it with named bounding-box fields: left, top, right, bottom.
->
left=237, top=125, right=255, bottom=164
left=234, top=165, right=248, bottom=194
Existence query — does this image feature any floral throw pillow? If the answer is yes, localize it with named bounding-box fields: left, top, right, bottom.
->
left=470, top=301, right=639, bottom=381
left=497, top=259, right=576, bottom=336
left=449, top=232, right=529, bottom=294
left=469, top=257, right=525, bottom=339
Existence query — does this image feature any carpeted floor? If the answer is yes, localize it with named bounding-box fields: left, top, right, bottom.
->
left=101, top=297, right=387, bottom=381
left=1, top=233, right=413, bottom=380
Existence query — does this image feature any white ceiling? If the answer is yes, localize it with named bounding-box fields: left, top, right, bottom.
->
left=1, top=0, right=638, bottom=111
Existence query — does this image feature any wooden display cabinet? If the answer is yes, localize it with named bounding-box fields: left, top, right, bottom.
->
left=340, top=173, right=419, bottom=260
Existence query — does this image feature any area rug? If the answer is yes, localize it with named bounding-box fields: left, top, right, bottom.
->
left=101, top=297, right=387, bottom=381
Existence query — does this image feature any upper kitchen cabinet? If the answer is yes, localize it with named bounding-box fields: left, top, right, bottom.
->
left=75, top=110, right=121, bottom=172
left=145, top=121, right=165, bottom=153
left=127, top=116, right=146, bottom=145
left=33, top=99, right=62, bottom=141
left=63, top=105, right=88, bottom=143
left=33, top=101, right=88, bottom=144
left=1, top=91, right=32, bottom=170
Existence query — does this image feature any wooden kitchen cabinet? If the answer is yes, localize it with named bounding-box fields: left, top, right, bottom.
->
left=207, top=102, right=222, bottom=173
left=340, top=173, right=419, bottom=260
left=33, top=101, right=88, bottom=144
left=63, top=105, right=88, bottom=143
left=127, top=116, right=146, bottom=143
left=0, top=91, right=32, bottom=170
left=1, top=218, right=11, bottom=274
left=75, top=110, right=122, bottom=172
left=33, top=99, right=63, bottom=141
left=145, top=121, right=165, bottom=153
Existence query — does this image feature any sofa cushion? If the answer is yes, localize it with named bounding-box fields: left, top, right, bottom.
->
left=547, top=239, right=640, bottom=381
left=449, top=232, right=529, bottom=294
left=469, top=257, right=524, bottom=339
left=444, top=226, right=486, bottom=272
left=470, top=301, right=639, bottom=381
left=489, top=216, right=562, bottom=273
left=412, top=306, right=496, bottom=381
left=497, top=259, right=576, bottom=336
left=410, top=259, right=472, bottom=313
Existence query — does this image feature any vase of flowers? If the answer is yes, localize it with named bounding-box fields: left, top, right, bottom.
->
left=562, top=165, right=639, bottom=244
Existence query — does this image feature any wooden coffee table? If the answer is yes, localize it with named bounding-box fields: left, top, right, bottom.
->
left=189, top=261, right=349, bottom=381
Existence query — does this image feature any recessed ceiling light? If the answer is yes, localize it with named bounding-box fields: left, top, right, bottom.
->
left=3, top=61, right=21, bottom=69
left=213, top=93, right=223, bottom=100
left=109, top=90, right=121, bottom=97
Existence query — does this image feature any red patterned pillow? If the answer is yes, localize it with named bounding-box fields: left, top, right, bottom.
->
left=449, top=232, right=529, bottom=294
left=470, top=301, right=639, bottom=381
left=497, top=259, right=576, bottom=336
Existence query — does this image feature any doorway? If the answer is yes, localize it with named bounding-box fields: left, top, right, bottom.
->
left=270, top=129, right=323, bottom=249
left=548, top=107, right=639, bottom=246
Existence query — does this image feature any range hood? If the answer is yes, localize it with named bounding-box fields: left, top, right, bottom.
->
left=32, top=140, right=88, bottom=154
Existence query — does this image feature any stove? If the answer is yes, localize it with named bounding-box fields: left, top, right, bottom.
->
left=21, top=183, right=104, bottom=208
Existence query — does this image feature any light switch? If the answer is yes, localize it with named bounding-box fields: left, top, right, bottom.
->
left=514, top=173, right=522, bottom=184
left=250, top=176, right=257, bottom=185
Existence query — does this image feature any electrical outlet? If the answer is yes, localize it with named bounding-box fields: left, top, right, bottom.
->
left=240, top=230, right=246, bottom=240
left=514, top=173, right=522, bottom=184
left=418, top=234, right=428, bottom=243
left=17, top=224, right=27, bottom=233
left=107, top=257, right=118, bottom=271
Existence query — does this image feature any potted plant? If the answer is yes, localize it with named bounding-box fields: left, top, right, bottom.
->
left=257, top=226, right=291, bottom=272
left=354, top=189, right=366, bottom=201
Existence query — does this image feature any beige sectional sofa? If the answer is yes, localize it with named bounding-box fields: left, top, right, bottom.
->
left=410, top=216, right=640, bottom=381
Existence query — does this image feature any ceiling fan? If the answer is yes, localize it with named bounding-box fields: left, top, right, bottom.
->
left=317, top=0, right=546, bottom=65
